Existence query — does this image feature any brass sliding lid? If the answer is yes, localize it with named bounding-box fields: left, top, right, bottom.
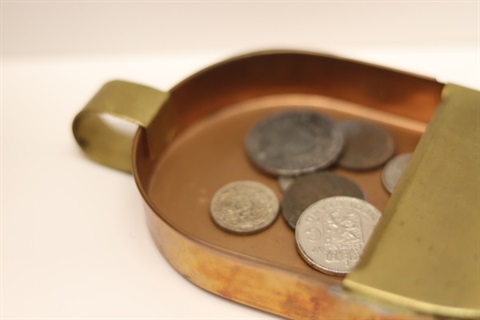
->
left=344, top=84, right=480, bottom=318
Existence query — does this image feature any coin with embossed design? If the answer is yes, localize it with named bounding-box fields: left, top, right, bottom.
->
left=382, top=152, right=412, bottom=194
left=295, top=196, right=381, bottom=275
left=210, top=181, right=279, bottom=234
left=282, top=171, right=365, bottom=229
left=337, top=120, right=395, bottom=170
left=245, top=110, right=344, bottom=176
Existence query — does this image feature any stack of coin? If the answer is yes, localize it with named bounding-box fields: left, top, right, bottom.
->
left=210, top=109, right=413, bottom=276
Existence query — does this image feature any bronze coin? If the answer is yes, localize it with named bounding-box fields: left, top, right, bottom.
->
left=281, top=171, right=366, bottom=229
left=337, top=120, right=395, bottom=170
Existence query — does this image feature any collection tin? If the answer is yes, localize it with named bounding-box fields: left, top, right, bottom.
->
left=73, top=50, right=479, bottom=319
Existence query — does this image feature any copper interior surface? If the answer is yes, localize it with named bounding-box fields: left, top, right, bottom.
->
left=133, top=51, right=443, bottom=286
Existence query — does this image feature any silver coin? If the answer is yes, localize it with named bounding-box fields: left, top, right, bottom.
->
left=210, top=181, right=279, bottom=234
left=337, top=120, right=395, bottom=170
left=278, top=175, right=296, bottom=192
left=281, top=171, right=366, bottom=229
left=381, top=152, right=412, bottom=194
left=295, top=196, right=381, bottom=275
left=245, top=110, right=344, bottom=176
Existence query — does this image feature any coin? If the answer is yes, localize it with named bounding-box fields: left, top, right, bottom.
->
left=245, top=110, right=344, bottom=176
left=295, top=196, right=381, bottom=275
left=210, top=181, right=279, bottom=234
left=337, top=120, right=395, bottom=170
left=381, top=152, right=412, bottom=194
left=278, top=175, right=296, bottom=192
left=281, top=171, right=366, bottom=229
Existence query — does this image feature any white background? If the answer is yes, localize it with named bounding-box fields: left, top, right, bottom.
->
left=1, top=1, right=479, bottom=319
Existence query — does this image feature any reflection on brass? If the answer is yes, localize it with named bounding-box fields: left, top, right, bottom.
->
left=344, top=84, right=480, bottom=319
left=72, top=80, right=169, bottom=172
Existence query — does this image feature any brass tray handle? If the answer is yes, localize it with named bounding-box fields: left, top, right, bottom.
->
left=72, top=80, right=169, bottom=172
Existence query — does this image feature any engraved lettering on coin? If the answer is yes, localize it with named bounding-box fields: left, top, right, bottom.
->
left=337, top=119, right=395, bottom=170
left=282, top=171, right=365, bottom=229
left=382, top=152, right=412, bottom=194
left=245, top=110, right=344, bottom=176
left=295, top=196, right=381, bottom=275
left=210, top=181, right=279, bottom=234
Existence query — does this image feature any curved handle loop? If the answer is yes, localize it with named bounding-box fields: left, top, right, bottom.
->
left=72, top=80, right=169, bottom=173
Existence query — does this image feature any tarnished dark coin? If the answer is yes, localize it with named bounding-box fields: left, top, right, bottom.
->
left=210, top=181, right=279, bottom=234
left=245, top=110, right=344, bottom=176
left=295, top=196, right=381, bottom=275
left=281, top=171, right=365, bottom=229
left=382, top=152, right=412, bottom=194
left=337, top=120, right=395, bottom=170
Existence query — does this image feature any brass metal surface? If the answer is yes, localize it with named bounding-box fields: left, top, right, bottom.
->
left=344, top=84, right=480, bottom=319
left=129, top=51, right=446, bottom=318
left=73, top=50, right=479, bottom=318
left=72, top=80, right=169, bottom=172
left=137, top=96, right=432, bottom=319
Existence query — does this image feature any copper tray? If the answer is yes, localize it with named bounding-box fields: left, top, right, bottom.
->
left=72, top=50, right=478, bottom=319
